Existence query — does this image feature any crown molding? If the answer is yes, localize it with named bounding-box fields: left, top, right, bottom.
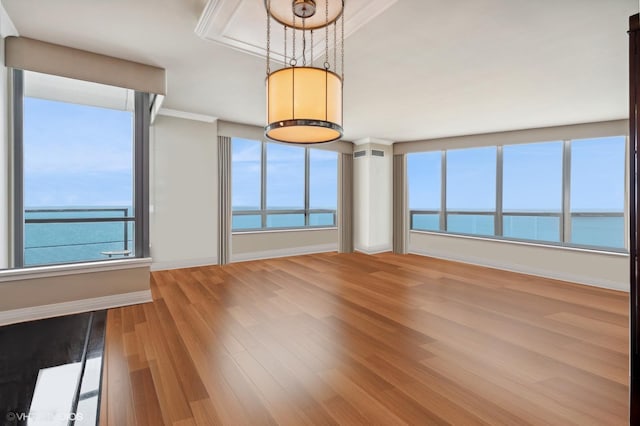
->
left=157, top=108, right=218, bottom=123
left=0, top=3, right=18, bottom=38
left=352, top=137, right=394, bottom=146
left=195, top=0, right=398, bottom=61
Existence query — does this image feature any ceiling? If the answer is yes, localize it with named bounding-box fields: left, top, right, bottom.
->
left=2, top=0, right=637, bottom=142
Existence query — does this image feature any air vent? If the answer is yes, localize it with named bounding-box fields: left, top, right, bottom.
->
left=371, top=149, right=385, bottom=157
left=354, top=150, right=367, bottom=158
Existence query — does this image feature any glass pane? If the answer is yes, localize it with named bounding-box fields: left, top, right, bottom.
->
left=446, top=147, right=497, bottom=212
left=309, top=149, right=338, bottom=209
left=407, top=151, right=441, bottom=210
left=570, top=136, right=626, bottom=249
left=446, top=147, right=496, bottom=236
left=503, top=215, right=560, bottom=242
left=267, top=214, right=305, bottom=228
left=23, top=71, right=135, bottom=266
left=232, top=214, right=262, bottom=230
left=411, top=214, right=440, bottom=231
left=447, top=214, right=494, bottom=236
left=232, top=138, right=262, bottom=210
left=266, top=143, right=305, bottom=209
left=309, top=213, right=335, bottom=226
left=503, top=141, right=562, bottom=212
left=571, top=216, right=625, bottom=249
left=24, top=221, right=133, bottom=266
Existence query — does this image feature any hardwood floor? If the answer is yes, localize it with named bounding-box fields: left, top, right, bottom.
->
left=100, top=252, right=629, bottom=425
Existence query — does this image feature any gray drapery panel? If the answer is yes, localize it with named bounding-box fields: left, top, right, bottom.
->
left=218, top=136, right=232, bottom=264
left=338, top=153, right=354, bottom=253
left=393, top=154, right=407, bottom=254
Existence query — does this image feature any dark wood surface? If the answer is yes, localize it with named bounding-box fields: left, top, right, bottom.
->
left=101, top=252, right=629, bottom=425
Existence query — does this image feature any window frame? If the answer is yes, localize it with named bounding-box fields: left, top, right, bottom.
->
left=408, top=137, right=628, bottom=253
left=231, top=139, right=338, bottom=232
left=11, top=68, right=150, bottom=268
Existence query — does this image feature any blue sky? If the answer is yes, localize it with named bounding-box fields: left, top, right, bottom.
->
left=24, top=97, right=133, bottom=208
left=408, top=136, right=626, bottom=213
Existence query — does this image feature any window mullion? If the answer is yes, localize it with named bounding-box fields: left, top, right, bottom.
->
left=495, top=145, right=503, bottom=237
left=261, top=141, right=267, bottom=229
left=440, top=150, right=447, bottom=231
left=562, top=139, right=572, bottom=243
left=12, top=69, right=24, bottom=268
left=305, top=148, right=310, bottom=226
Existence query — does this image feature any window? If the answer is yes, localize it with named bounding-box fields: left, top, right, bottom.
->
left=407, top=151, right=441, bottom=231
left=15, top=70, right=149, bottom=267
left=231, top=138, right=338, bottom=231
left=309, top=149, right=338, bottom=225
left=570, top=137, right=626, bottom=249
left=407, top=136, right=627, bottom=252
left=231, top=138, right=262, bottom=230
left=446, top=147, right=496, bottom=236
left=503, top=141, right=563, bottom=242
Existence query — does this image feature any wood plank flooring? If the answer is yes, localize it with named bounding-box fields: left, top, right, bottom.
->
left=100, top=252, right=629, bottom=425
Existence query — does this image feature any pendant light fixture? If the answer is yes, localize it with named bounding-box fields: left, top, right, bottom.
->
left=264, top=0, right=345, bottom=144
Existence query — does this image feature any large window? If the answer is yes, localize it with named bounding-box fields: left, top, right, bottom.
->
left=231, top=138, right=338, bottom=231
left=15, top=70, right=148, bottom=267
left=407, top=136, right=627, bottom=251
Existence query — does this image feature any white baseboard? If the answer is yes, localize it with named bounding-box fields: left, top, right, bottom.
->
left=409, top=247, right=628, bottom=292
left=355, top=244, right=392, bottom=255
left=151, top=256, right=218, bottom=271
left=231, top=244, right=338, bottom=263
left=0, top=290, right=153, bottom=326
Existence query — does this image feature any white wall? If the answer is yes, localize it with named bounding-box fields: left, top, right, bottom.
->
left=353, top=142, right=393, bottom=253
left=232, top=229, right=338, bottom=262
left=409, top=231, right=629, bottom=291
left=0, top=33, right=8, bottom=269
left=150, top=115, right=218, bottom=270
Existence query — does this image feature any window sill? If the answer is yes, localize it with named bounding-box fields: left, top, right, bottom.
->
left=232, top=227, right=338, bottom=235
left=409, top=230, right=629, bottom=257
left=0, top=257, right=153, bottom=283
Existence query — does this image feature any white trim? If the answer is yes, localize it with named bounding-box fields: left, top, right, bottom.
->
left=150, top=94, right=165, bottom=124
left=409, top=230, right=629, bottom=258
left=0, top=290, right=152, bottom=326
left=157, top=108, right=218, bottom=123
left=151, top=256, right=219, bottom=271
left=0, top=258, right=152, bottom=283
left=0, top=3, right=18, bottom=38
left=409, top=247, right=628, bottom=292
left=231, top=243, right=337, bottom=263
left=353, top=137, right=394, bottom=146
left=355, top=244, right=392, bottom=255
left=194, top=0, right=222, bottom=38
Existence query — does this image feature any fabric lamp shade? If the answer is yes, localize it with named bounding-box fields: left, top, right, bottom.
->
left=266, top=67, right=343, bottom=144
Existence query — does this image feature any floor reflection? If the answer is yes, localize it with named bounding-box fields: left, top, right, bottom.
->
left=0, top=311, right=106, bottom=426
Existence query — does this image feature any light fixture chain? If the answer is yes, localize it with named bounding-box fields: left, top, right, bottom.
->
left=292, top=14, right=296, bottom=66
left=302, top=18, right=306, bottom=66
left=341, top=12, right=344, bottom=82
left=333, top=21, right=338, bottom=73
left=311, top=30, right=314, bottom=67
left=266, top=0, right=271, bottom=75
left=324, top=0, right=329, bottom=69
left=284, top=26, right=287, bottom=66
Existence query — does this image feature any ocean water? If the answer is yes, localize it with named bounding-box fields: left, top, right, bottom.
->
left=24, top=208, right=134, bottom=266
left=23, top=208, right=625, bottom=267
left=412, top=213, right=625, bottom=249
